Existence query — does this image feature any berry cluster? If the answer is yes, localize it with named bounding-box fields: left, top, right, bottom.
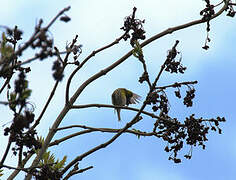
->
left=200, top=0, right=215, bottom=50
left=0, top=27, right=23, bottom=79
left=146, top=91, right=169, bottom=116
left=172, top=83, right=196, bottom=107
left=185, top=114, right=209, bottom=148
left=4, top=111, right=41, bottom=156
left=164, top=41, right=186, bottom=74
left=154, top=114, right=225, bottom=163
left=200, top=0, right=215, bottom=22
left=8, top=71, right=32, bottom=112
left=120, top=7, right=146, bottom=47
left=139, top=72, right=149, bottom=84
left=226, top=2, right=236, bottom=17
left=3, top=71, right=40, bottom=157
left=156, top=117, right=186, bottom=163
left=5, top=26, right=23, bottom=44
left=60, top=15, right=71, bottom=23
left=183, top=88, right=195, bottom=107
left=52, top=60, right=64, bottom=81
left=31, top=22, right=54, bottom=60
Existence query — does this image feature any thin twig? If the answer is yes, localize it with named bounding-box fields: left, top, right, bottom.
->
left=0, top=78, right=10, bottom=94
left=0, top=137, right=12, bottom=166
left=71, top=103, right=159, bottom=119
left=1, top=163, right=47, bottom=173
left=1, top=164, right=29, bottom=173
left=50, top=125, right=165, bottom=147
left=63, top=165, right=93, bottom=180
left=30, top=81, right=59, bottom=130
left=29, top=36, right=77, bottom=130
left=63, top=35, right=78, bottom=65
left=155, top=81, right=198, bottom=90
left=54, top=125, right=161, bottom=142
left=49, top=130, right=93, bottom=146
left=7, top=153, right=33, bottom=180
left=17, top=146, right=23, bottom=167
left=65, top=32, right=127, bottom=103
left=57, top=124, right=161, bottom=137
left=12, top=50, right=67, bottom=68
left=138, top=53, right=152, bottom=89
left=0, top=101, right=9, bottom=105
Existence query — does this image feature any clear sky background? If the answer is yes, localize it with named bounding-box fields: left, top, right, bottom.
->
left=0, top=0, right=236, bottom=179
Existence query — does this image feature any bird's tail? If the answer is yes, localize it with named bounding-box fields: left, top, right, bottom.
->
left=116, top=108, right=121, bottom=121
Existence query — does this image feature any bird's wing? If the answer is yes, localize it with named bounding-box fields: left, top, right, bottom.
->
left=130, top=93, right=141, bottom=104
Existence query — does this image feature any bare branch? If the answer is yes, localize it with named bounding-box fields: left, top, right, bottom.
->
left=0, top=137, right=12, bottom=166
left=49, top=130, right=93, bottom=146
left=63, top=164, right=93, bottom=180
left=7, top=153, right=33, bottom=180
left=30, top=81, right=59, bottom=130
left=155, top=81, right=198, bottom=90
left=71, top=103, right=159, bottom=119
left=50, top=125, right=161, bottom=147
left=65, top=32, right=127, bottom=103
left=61, top=102, right=149, bottom=175
left=30, top=35, right=78, bottom=130
left=0, top=78, right=10, bottom=94
left=140, top=1, right=230, bottom=48
left=5, top=50, right=68, bottom=72
left=0, top=101, right=9, bottom=105
left=1, top=164, right=29, bottom=173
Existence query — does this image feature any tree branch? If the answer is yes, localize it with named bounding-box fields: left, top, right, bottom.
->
left=140, top=0, right=230, bottom=48
left=155, top=81, right=198, bottom=90
left=0, top=6, right=71, bottom=67
left=26, top=1, right=230, bottom=178
left=50, top=125, right=161, bottom=147
left=71, top=103, right=160, bottom=119
left=7, top=153, right=33, bottom=180
left=0, top=78, right=10, bottom=94
left=63, top=164, right=93, bottom=180
left=49, top=130, right=93, bottom=146
left=60, top=41, right=179, bottom=175
left=30, top=81, right=59, bottom=130
left=30, top=35, right=78, bottom=129
left=57, top=125, right=161, bottom=137
left=0, top=137, right=12, bottom=166
left=65, top=32, right=127, bottom=103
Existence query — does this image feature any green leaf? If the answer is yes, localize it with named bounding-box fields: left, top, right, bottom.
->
left=8, top=92, right=17, bottom=111
left=37, top=137, right=67, bottom=170
left=54, top=156, right=67, bottom=170
left=21, top=89, right=32, bottom=100
left=132, top=40, right=143, bottom=58
left=24, top=80, right=29, bottom=89
left=132, top=49, right=139, bottom=58
left=10, top=92, right=16, bottom=101
left=0, top=32, right=14, bottom=58
left=37, top=136, right=45, bottom=144
left=40, top=151, right=56, bottom=166
left=0, top=169, right=3, bottom=176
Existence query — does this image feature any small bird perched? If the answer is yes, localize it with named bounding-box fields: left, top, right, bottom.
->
left=111, top=88, right=141, bottom=121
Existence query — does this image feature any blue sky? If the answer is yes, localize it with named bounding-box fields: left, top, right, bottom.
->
left=0, top=0, right=236, bottom=179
